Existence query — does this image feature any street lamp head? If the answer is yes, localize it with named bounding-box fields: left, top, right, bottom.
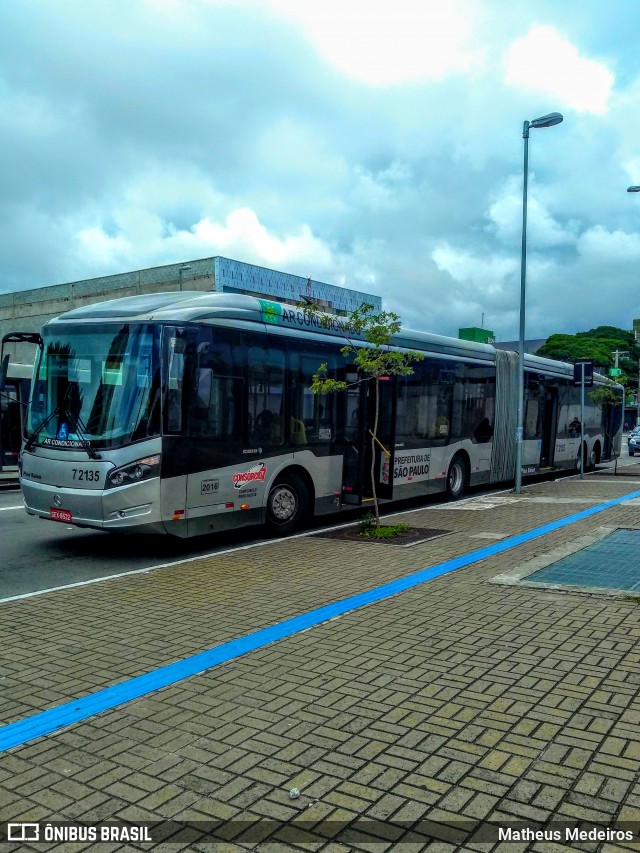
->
left=628, top=186, right=640, bottom=193
left=530, top=112, right=564, bottom=129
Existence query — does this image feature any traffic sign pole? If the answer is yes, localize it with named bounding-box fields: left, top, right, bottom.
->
left=580, top=363, right=585, bottom=479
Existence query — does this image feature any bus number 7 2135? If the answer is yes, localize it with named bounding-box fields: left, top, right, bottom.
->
left=72, top=469, right=101, bottom=482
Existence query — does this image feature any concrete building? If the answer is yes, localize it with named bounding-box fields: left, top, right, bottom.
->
left=0, top=256, right=382, bottom=362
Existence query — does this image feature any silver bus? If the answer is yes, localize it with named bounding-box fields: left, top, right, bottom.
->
left=11, top=291, right=622, bottom=537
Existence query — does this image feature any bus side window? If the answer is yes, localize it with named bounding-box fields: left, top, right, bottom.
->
left=165, top=332, right=187, bottom=434
left=249, top=348, right=285, bottom=447
left=295, top=355, right=337, bottom=445
left=191, top=369, right=243, bottom=439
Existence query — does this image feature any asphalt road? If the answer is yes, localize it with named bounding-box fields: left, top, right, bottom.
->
left=1, top=451, right=637, bottom=602
left=0, top=490, right=277, bottom=601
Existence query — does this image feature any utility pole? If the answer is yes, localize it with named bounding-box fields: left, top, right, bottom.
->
left=612, top=349, right=628, bottom=370
left=610, top=349, right=629, bottom=428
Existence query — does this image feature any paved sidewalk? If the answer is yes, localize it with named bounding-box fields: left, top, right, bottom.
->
left=2, top=468, right=640, bottom=851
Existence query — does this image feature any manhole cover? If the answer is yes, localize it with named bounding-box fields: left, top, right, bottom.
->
left=527, top=528, right=640, bottom=591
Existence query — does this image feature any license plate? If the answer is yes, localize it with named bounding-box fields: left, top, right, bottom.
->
left=50, top=508, right=72, bottom=523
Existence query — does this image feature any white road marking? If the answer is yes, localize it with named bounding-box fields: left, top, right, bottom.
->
left=0, top=468, right=620, bottom=605
left=0, top=520, right=358, bottom=604
left=0, top=491, right=495, bottom=604
left=0, top=505, right=23, bottom=512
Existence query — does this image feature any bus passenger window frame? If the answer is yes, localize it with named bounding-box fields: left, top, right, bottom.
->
left=163, top=327, right=190, bottom=435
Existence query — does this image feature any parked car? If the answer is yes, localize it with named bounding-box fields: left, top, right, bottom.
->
left=629, top=431, right=640, bottom=456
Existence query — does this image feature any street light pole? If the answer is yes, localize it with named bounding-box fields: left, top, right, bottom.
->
left=637, top=358, right=640, bottom=429
left=514, top=112, right=563, bottom=494
left=628, top=188, right=640, bottom=427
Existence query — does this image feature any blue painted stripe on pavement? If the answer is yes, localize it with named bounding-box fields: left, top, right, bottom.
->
left=2, top=488, right=640, bottom=753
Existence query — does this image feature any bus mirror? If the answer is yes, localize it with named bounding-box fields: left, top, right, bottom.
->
left=0, top=354, right=8, bottom=392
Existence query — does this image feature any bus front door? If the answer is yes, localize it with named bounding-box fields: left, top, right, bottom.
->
left=341, top=372, right=365, bottom=505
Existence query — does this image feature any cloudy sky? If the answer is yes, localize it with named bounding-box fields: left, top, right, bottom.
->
left=2, top=0, right=639, bottom=340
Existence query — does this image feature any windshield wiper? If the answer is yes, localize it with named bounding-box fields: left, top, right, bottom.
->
left=24, top=405, right=63, bottom=453
left=62, top=408, right=101, bottom=460
left=24, top=387, right=101, bottom=460
left=25, top=406, right=101, bottom=460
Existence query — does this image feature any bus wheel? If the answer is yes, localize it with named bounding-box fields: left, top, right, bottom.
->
left=446, top=454, right=468, bottom=501
left=266, top=473, right=309, bottom=534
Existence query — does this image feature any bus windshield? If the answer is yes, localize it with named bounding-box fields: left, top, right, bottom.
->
left=27, top=324, right=161, bottom=449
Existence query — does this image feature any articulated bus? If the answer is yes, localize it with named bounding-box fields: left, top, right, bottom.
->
left=9, top=291, right=622, bottom=537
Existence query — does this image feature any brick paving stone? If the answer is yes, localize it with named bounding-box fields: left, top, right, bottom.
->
left=4, top=473, right=640, bottom=847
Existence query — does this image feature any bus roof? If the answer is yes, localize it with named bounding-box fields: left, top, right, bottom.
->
left=45, top=290, right=615, bottom=383
left=46, top=291, right=499, bottom=363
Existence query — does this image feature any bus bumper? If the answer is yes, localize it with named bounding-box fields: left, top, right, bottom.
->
left=21, top=478, right=164, bottom=533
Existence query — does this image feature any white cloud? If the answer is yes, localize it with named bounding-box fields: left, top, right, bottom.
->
left=577, top=224, right=640, bottom=261
left=190, top=208, right=334, bottom=268
left=75, top=206, right=336, bottom=276
left=76, top=226, right=131, bottom=267
left=431, top=243, right=517, bottom=296
left=486, top=175, right=577, bottom=247
left=267, top=0, right=482, bottom=85
left=3, top=0, right=640, bottom=342
left=504, top=25, right=614, bottom=114
left=352, top=161, right=414, bottom=212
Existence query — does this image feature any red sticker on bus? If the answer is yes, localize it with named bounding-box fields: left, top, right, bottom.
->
left=232, top=462, right=267, bottom=489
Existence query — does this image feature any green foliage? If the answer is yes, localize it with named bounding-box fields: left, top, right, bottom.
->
left=588, top=386, right=621, bottom=408
left=537, top=334, right=615, bottom=365
left=300, top=302, right=425, bottom=392
left=537, top=325, right=640, bottom=389
left=359, top=522, right=410, bottom=539
left=358, top=512, right=377, bottom=534
left=300, top=300, right=424, bottom=528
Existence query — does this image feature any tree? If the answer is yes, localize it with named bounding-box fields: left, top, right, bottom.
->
left=301, top=302, right=424, bottom=528
left=537, top=326, right=640, bottom=390
left=588, top=385, right=623, bottom=474
left=537, top=334, right=616, bottom=366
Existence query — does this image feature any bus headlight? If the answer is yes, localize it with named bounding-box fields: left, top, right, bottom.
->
left=106, top=455, right=161, bottom=489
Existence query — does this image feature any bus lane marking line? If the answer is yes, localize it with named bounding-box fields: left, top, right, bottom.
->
left=0, top=487, right=639, bottom=754
left=0, top=505, right=23, bottom=511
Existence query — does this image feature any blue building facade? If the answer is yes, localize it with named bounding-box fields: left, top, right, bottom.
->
left=213, top=257, right=381, bottom=315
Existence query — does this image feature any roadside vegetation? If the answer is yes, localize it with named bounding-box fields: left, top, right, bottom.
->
left=300, top=301, right=423, bottom=535
left=538, top=325, right=639, bottom=395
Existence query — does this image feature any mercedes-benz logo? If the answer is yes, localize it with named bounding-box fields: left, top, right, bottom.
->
left=53, top=494, right=62, bottom=507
